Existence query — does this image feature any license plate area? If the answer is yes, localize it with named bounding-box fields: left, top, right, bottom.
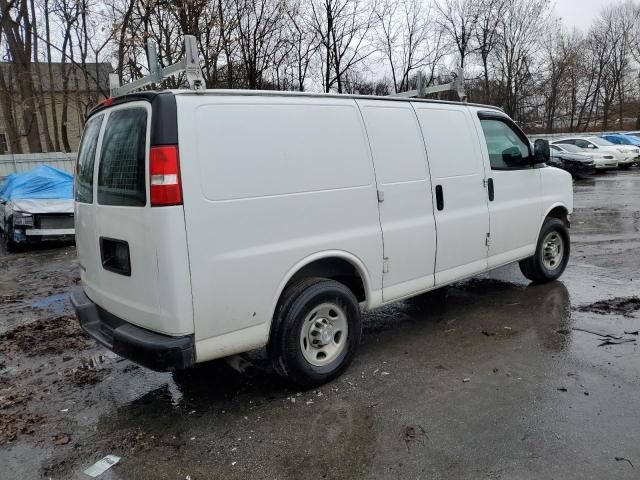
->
left=100, top=237, right=131, bottom=276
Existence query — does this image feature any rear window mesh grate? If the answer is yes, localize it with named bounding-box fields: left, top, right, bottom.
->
left=98, top=108, right=147, bottom=206
left=102, top=134, right=141, bottom=191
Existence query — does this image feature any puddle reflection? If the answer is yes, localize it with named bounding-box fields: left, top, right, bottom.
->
left=528, top=281, right=572, bottom=351
left=98, top=277, right=574, bottom=431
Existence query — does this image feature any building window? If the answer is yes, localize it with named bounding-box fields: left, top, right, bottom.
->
left=0, top=133, right=7, bottom=154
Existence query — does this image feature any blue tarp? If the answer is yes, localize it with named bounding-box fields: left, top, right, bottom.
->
left=0, top=166, right=73, bottom=201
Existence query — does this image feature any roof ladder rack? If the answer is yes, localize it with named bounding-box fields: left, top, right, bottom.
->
left=389, top=68, right=466, bottom=101
left=109, top=35, right=205, bottom=97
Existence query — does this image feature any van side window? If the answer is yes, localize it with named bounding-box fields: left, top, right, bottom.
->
left=98, top=108, right=147, bottom=206
left=76, top=115, right=103, bottom=203
left=479, top=119, right=532, bottom=170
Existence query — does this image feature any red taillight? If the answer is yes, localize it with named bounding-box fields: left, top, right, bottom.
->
left=150, top=145, right=183, bottom=206
left=102, top=97, right=114, bottom=107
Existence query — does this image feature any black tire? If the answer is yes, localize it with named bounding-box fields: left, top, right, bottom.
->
left=519, top=217, right=570, bottom=283
left=3, top=227, right=17, bottom=253
left=619, top=164, right=632, bottom=170
left=268, top=277, right=361, bottom=388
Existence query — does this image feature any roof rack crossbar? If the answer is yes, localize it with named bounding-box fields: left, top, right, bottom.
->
left=389, top=68, right=466, bottom=101
left=109, top=35, right=205, bottom=97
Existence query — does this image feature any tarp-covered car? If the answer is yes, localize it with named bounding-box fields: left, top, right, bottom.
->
left=0, top=166, right=75, bottom=249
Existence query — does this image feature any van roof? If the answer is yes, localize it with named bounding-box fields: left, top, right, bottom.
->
left=168, top=88, right=504, bottom=111
left=88, top=88, right=504, bottom=119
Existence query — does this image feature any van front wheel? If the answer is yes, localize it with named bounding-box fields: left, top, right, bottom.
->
left=270, top=278, right=361, bottom=388
left=519, top=217, right=570, bottom=283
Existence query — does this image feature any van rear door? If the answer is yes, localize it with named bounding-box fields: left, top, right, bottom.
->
left=75, top=95, right=193, bottom=336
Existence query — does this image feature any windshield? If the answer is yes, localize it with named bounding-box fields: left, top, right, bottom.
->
left=620, top=135, right=640, bottom=145
left=608, top=136, right=633, bottom=145
left=589, top=137, right=615, bottom=146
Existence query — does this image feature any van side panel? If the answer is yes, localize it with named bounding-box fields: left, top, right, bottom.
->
left=413, top=104, right=491, bottom=285
left=539, top=168, right=574, bottom=222
left=357, top=99, right=437, bottom=302
left=176, top=95, right=383, bottom=351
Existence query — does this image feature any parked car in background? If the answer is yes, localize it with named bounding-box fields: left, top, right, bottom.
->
left=549, top=143, right=618, bottom=170
left=601, top=133, right=640, bottom=148
left=552, top=136, right=638, bottom=168
left=0, top=166, right=75, bottom=250
left=548, top=145, right=595, bottom=177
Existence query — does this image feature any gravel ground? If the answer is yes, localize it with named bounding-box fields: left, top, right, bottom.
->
left=1, top=170, right=639, bottom=480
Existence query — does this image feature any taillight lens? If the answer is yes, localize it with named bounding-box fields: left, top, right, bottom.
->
left=150, top=145, right=183, bottom=206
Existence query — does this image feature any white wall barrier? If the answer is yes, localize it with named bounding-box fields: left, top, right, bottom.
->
left=0, top=152, right=75, bottom=179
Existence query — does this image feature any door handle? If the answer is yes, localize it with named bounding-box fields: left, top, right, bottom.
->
left=435, top=185, right=444, bottom=211
left=488, top=178, right=494, bottom=201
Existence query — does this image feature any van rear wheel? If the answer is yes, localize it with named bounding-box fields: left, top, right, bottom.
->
left=269, top=278, right=361, bottom=388
left=519, top=217, right=570, bottom=283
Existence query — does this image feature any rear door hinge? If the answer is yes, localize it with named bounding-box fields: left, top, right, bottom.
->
left=377, top=189, right=385, bottom=202
left=485, top=232, right=491, bottom=247
left=383, top=257, right=389, bottom=274
left=482, top=178, right=488, bottom=189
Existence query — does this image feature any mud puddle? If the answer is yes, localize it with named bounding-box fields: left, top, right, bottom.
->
left=0, top=411, right=45, bottom=445
left=577, top=296, right=640, bottom=317
left=0, top=315, right=89, bottom=357
left=3, top=173, right=640, bottom=479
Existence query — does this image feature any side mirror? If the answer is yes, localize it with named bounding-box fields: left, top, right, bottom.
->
left=534, top=139, right=550, bottom=164
left=502, top=146, right=523, bottom=166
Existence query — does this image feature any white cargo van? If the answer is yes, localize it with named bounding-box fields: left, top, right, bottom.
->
left=71, top=90, right=572, bottom=387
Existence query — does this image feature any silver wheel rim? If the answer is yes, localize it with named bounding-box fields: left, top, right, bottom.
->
left=300, top=302, right=348, bottom=367
left=542, top=231, right=564, bottom=271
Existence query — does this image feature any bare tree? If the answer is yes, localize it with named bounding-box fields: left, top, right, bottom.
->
left=28, top=0, right=54, bottom=151
left=493, top=0, right=550, bottom=120
left=0, top=0, right=43, bottom=152
left=310, top=0, right=375, bottom=93
left=3, top=0, right=640, bottom=155
left=562, top=30, right=585, bottom=131
left=232, top=0, right=285, bottom=89
left=474, top=0, right=507, bottom=103
left=540, top=20, right=579, bottom=131
left=436, top=0, right=481, bottom=71
left=285, top=3, right=320, bottom=91
left=604, top=2, right=634, bottom=129
left=374, top=0, right=446, bottom=93
left=0, top=31, right=23, bottom=153
left=43, top=0, right=61, bottom=150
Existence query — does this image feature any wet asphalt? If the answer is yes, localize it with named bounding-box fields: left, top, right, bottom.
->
left=1, top=170, right=639, bottom=480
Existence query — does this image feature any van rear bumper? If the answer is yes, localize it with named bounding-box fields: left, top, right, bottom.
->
left=70, top=287, right=194, bottom=371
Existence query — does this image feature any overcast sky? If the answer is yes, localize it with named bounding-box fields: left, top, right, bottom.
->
left=553, top=0, right=616, bottom=30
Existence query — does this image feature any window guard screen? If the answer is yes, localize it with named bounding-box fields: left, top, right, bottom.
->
left=98, top=108, right=147, bottom=206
